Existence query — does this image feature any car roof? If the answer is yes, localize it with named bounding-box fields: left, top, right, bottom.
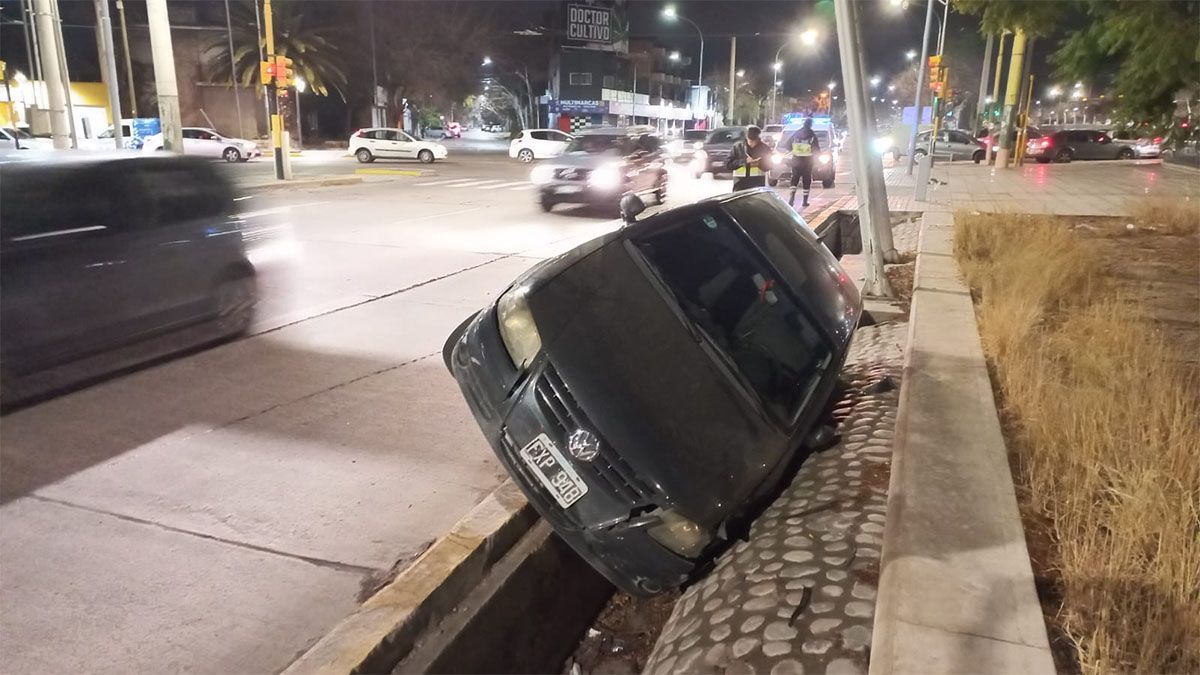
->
left=576, top=125, right=657, bottom=136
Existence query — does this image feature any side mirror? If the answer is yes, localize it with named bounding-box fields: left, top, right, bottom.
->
left=620, top=194, right=646, bottom=224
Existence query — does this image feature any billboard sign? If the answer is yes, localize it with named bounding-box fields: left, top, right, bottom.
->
left=564, top=1, right=628, bottom=53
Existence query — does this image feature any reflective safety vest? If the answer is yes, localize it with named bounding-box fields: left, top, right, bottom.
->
left=792, top=140, right=813, bottom=156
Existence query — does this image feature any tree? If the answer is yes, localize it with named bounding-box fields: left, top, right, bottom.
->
left=203, top=0, right=349, bottom=98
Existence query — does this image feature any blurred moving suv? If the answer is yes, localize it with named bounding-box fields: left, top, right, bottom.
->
left=1026, top=129, right=1135, bottom=163
left=443, top=188, right=861, bottom=594
left=0, top=155, right=256, bottom=405
left=530, top=126, right=667, bottom=213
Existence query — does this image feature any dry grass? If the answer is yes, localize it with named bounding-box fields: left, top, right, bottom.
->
left=1129, top=198, right=1200, bottom=235
left=954, top=212, right=1200, bottom=674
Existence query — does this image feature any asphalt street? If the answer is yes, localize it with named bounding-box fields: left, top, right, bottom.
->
left=0, top=145, right=855, bottom=673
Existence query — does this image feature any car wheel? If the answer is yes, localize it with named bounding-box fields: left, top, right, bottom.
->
left=973, top=150, right=985, bottom=164
left=1117, top=148, right=1134, bottom=160
left=222, top=147, right=242, bottom=162
left=768, top=177, right=779, bottom=187
left=418, top=149, right=435, bottom=164
left=355, top=148, right=374, bottom=163
left=517, top=148, right=534, bottom=163
left=214, top=273, right=257, bottom=337
left=822, top=177, right=835, bottom=188
left=539, top=194, right=555, bottom=212
left=1055, top=149, right=1073, bottom=163
left=914, top=149, right=927, bottom=158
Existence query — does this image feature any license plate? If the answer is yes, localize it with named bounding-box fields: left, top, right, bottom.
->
left=556, top=185, right=583, bottom=194
left=518, top=433, right=588, bottom=508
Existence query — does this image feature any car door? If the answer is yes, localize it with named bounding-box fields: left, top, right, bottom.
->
left=549, top=131, right=573, bottom=156
left=947, top=130, right=975, bottom=160
left=1091, top=131, right=1117, bottom=159
left=0, top=164, right=141, bottom=370
left=528, top=130, right=552, bottom=157
left=389, top=130, right=418, bottom=159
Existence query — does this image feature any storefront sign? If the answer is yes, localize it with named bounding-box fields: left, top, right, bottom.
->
left=564, top=1, right=627, bottom=53
left=552, top=99, right=608, bottom=114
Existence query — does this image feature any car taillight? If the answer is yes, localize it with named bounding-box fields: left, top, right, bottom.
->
left=352, top=129, right=364, bottom=137
left=1153, top=136, right=1162, bottom=144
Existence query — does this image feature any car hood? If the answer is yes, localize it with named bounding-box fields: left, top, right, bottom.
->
left=528, top=240, right=786, bottom=528
left=547, top=150, right=624, bottom=169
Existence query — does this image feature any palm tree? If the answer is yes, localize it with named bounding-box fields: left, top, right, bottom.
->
left=205, top=0, right=348, bottom=99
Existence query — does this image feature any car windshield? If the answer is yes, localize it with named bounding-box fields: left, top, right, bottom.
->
left=565, top=134, right=632, bottom=155
left=706, top=129, right=743, bottom=145
left=764, top=125, right=783, bottom=133
left=634, top=208, right=831, bottom=420
left=778, top=129, right=832, bottom=150
left=684, top=130, right=707, bottom=141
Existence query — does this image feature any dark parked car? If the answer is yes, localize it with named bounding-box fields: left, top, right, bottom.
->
left=692, top=126, right=745, bottom=177
left=443, top=189, right=862, bottom=594
left=529, top=126, right=668, bottom=213
left=1027, top=129, right=1134, bottom=163
left=667, top=129, right=710, bottom=164
left=767, top=126, right=838, bottom=188
left=0, top=155, right=256, bottom=404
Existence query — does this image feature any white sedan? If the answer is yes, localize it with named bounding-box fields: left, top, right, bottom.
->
left=509, top=128, right=573, bottom=162
left=142, top=127, right=261, bottom=161
left=1, top=127, right=54, bottom=152
left=349, top=127, right=448, bottom=163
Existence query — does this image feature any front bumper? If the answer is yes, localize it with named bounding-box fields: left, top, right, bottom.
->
left=538, top=182, right=626, bottom=205
left=446, top=309, right=697, bottom=595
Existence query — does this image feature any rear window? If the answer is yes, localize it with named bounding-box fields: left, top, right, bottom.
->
left=634, top=208, right=831, bottom=420
left=684, top=130, right=708, bottom=141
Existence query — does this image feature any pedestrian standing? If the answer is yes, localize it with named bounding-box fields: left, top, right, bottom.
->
left=787, top=117, right=820, bottom=208
left=726, top=125, right=772, bottom=191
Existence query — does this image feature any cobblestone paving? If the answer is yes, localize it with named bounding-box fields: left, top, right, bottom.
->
left=644, top=321, right=907, bottom=675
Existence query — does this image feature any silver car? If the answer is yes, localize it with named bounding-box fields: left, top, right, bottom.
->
left=914, top=129, right=987, bottom=163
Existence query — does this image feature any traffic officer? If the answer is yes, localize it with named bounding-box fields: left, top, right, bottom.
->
left=788, top=117, right=821, bottom=208
left=726, top=125, right=773, bottom=191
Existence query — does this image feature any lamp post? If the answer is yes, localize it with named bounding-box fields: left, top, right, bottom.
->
left=294, top=76, right=305, bottom=150
left=770, top=60, right=782, bottom=123
left=662, top=6, right=704, bottom=117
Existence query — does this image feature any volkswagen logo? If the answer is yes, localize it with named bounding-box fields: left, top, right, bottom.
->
left=567, top=428, right=601, bottom=463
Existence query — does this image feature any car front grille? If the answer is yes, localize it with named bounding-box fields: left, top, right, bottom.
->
left=535, top=364, right=657, bottom=506
left=554, top=167, right=590, bottom=181
left=498, top=429, right=585, bottom=528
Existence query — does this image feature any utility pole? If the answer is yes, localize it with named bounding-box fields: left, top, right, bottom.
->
left=223, top=0, right=245, bottom=139
left=973, top=32, right=994, bottom=138
left=986, top=32, right=1008, bottom=163
left=834, top=0, right=893, bottom=297
left=18, top=0, right=36, bottom=106
left=115, top=0, right=136, bottom=117
left=727, top=36, right=735, bottom=126
left=145, top=0, right=182, bottom=152
left=993, top=30, right=1026, bottom=169
left=31, top=0, right=69, bottom=148
left=93, top=0, right=123, bottom=149
left=50, top=0, right=77, bottom=147
left=22, top=0, right=45, bottom=109
left=263, top=0, right=284, bottom=179
left=906, top=0, right=934, bottom=175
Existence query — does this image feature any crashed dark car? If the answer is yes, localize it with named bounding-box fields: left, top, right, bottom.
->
left=443, top=189, right=861, bottom=595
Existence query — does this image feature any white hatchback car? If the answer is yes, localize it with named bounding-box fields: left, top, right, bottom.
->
left=141, top=127, right=261, bottom=161
left=350, top=128, right=448, bottom=163
left=509, top=128, right=573, bottom=162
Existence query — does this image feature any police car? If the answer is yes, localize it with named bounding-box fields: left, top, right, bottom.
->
left=767, top=115, right=838, bottom=189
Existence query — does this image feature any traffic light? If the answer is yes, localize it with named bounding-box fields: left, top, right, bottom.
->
left=260, top=59, right=276, bottom=86
left=275, top=55, right=296, bottom=88
left=927, top=55, right=941, bottom=91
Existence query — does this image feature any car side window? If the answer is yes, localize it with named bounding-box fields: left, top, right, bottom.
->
left=554, top=131, right=572, bottom=142
left=391, top=130, right=414, bottom=142
left=133, top=162, right=229, bottom=227
left=530, top=131, right=549, bottom=141
left=0, top=166, right=117, bottom=242
left=182, top=129, right=199, bottom=140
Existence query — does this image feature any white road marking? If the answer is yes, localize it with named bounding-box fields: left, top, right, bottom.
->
left=509, top=183, right=537, bottom=191
left=413, top=178, right=480, bottom=187
left=481, top=181, right=533, bottom=190
left=456, top=179, right=508, bottom=188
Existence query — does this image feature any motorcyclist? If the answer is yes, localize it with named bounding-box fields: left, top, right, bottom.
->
left=788, top=117, right=820, bottom=207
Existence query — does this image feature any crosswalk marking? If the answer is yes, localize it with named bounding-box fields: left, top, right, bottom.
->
left=461, top=179, right=508, bottom=188
left=413, top=178, right=480, bottom=187
left=509, top=183, right=536, bottom=191
left=481, top=181, right=533, bottom=190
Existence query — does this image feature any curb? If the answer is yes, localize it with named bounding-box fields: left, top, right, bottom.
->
left=283, top=481, right=537, bottom=675
left=241, top=175, right=364, bottom=192
left=869, top=211, right=1055, bottom=675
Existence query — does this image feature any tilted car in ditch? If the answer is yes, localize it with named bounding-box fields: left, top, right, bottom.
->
left=443, top=189, right=862, bottom=594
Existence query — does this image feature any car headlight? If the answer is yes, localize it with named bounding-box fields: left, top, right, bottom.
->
left=693, top=149, right=707, bottom=161
left=647, top=509, right=711, bottom=558
left=872, top=137, right=892, bottom=154
left=771, top=152, right=784, bottom=164
left=588, top=163, right=623, bottom=190
left=692, top=141, right=704, bottom=150
left=496, top=285, right=541, bottom=370
left=818, top=153, right=831, bottom=164
left=530, top=164, right=555, bottom=184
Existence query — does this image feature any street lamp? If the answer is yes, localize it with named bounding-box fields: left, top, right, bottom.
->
left=736, top=69, right=745, bottom=78
left=661, top=5, right=704, bottom=90
left=800, top=28, right=818, bottom=47
left=905, top=49, right=917, bottom=61
left=888, top=84, right=896, bottom=92
left=482, top=56, right=492, bottom=66
left=829, top=81, right=837, bottom=90
left=294, top=76, right=307, bottom=150
left=670, top=51, right=681, bottom=61
left=870, top=75, right=882, bottom=88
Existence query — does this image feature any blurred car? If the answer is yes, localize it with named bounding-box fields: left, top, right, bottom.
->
left=142, top=127, right=261, bottom=162
left=529, top=126, right=667, bottom=213
left=691, top=126, right=745, bottom=177
left=77, top=122, right=138, bottom=151
left=762, top=124, right=784, bottom=147
left=509, top=128, right=574, bottom=162
left=349, top=127, right=448, bottom=163
left=443, top=188, right=861, bottom=594
left=1, top=127, right=54, bottom=152
left=445, top=122, right=463, bottom=139
left=912, top=128, right=987, bottom=163
left=768, top=125, right=837, bottom=188
left=1027, top=129, right=1135, bottom=163
left=666, top=129, right=709, bottom=164
left=0, top=154, right=256, bottom=405
left=1134, top=136, right=1164, bottom=158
